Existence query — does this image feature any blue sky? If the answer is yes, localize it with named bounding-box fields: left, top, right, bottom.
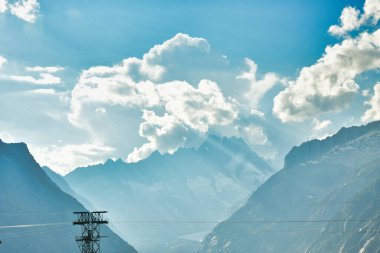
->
left=1, top=0, right=379, bottom=174
left=1, top=0, right=363, bottom=73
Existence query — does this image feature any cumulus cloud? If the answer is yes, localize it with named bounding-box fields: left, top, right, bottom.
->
left=328, top=0, right=380, bottom=37
left=69, top=34, right=216, bottom=129
left=273, top=29, right=380, bottom=122
left=70, top=74, right=238, bottom=162
left=127, top=111, right=197, bottom=162
left=362, top=83, right=380, bottom=122
left=157, top=80, right=237, bottom=132
left=8, top=0, right=39, bottom=23
left=328, top=7, right=365, bottom=37
left=364, top=0, right=380, bottom=24
left=237, top=58, right=279, bottom=108
left=127, top=80, right=238, bottom=162
left=69, top=33, right=273, bottom=164
left=76, top=33, right=215, bottom=85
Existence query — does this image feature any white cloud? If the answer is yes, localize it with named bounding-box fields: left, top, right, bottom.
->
left=81, top=33, right=213, bottom=85
left=127, top=142, right=156, bottom=163
left=362, top=83, right=380, bottom=122
left=364, top=0, right=380, bottom=24
left=127, top=111, right=197, bottom=162
left=127, top=80, right=238, bottom=162
left=0, top=63, right=64, bottom=85
left=7, top=73, right=61, bottom=85
left=9, top=0, right=39, bottom=23
left=0, top=56, right=7, bottom=68
left=26, top=66, right=64, bottom=73
left=0, top=131, right=14, bottom=143
left=69, top=33, right=275, bottom=164
left=362, top=89, right=371, bottom=97
left=237, top=58, right=279, bottom=108
left=157, top=80, right=237, bottom=133
left=68, top=33, right=215, bottom=128
left=273, top=29, right=380, bottom=122
left=31, top=143, right=115, bottom=175
left=237, top=124, right=268, bottom=146
left=310, top=119, right=334, bottom=140
left=0, top=0, right=7, bottom=13
left=312, top=119, right=332, bottom=131
left=70, top=73, right=238, bottom=163
left=25, top=88, right=57, bottom=95
left=328, top=7, right=364, bottom=37
left=139, top=33, right=211, bottom=81
left=328, top=0, right=380, bottom=37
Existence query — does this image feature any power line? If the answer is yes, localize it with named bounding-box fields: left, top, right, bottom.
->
left=0, top=224, right=71, bottom=237
left=0, top=226, right=74, bottom=239
left=0, top=218, right=378, bottom=229
left=237, top=228, right=380, bottom=234
left=0, top=211, right=74, bottom=216
left=110, top=218, right=380, bottom=225
left=0, top=222, right=71, bottom=229
left=0, top=198, right=379, bottom=216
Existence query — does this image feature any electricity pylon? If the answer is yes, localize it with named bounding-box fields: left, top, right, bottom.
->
left=73, top=211, right=108, bottom=253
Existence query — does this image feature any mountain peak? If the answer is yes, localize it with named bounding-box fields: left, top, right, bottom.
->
left=104, top=158, right=126, bottom=167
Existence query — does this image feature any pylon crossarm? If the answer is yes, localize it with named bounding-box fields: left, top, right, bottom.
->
left=73, top=211, right=108, bottom=253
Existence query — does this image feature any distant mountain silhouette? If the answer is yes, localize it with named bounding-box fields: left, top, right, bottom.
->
left=198, top=121, right=380, bottom=253
left=65, top=135, right=275, bottom=253
left=0, top=140, right=137, bottom=253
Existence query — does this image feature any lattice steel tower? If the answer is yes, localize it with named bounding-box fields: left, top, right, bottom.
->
left=73, top=211, right=108, bottom=253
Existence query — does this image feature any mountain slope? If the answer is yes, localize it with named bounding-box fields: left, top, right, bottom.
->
left=42, top=166, right=95, bottom=210
left=306, top=159, right=380, bottom=253
left=198, top=121, right=380, bottom=253
left=65, top=135, right=275, bottom=253
left=284, top=121, right=380, bottom=168
left=0, top=140, right=137, bottom=253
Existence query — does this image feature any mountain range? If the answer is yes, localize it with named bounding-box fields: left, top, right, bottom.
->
left=3, top=120, right=380, bottom=253
left=65, top=135, right=275, bottom=253
left=198, top=121, right=380, bottom=253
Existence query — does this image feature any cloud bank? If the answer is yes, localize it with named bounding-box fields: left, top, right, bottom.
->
left=69, top=33, right=274, bottom=163
left=273, top=29, right=380, bottom=122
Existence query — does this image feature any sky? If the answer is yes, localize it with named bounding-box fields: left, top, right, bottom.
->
left=0, top=0, right=379, bottom=174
